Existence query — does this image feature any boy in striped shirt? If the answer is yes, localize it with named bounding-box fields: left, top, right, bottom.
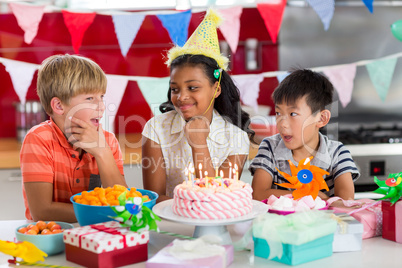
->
left=250, top=69, right=359, bottom=205
left=20, top=55, right=128, bottom=222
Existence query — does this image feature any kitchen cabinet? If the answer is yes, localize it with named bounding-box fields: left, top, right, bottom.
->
left=0, top=169, right=25, bottom=220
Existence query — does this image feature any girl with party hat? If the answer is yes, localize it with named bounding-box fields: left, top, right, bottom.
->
left=142, top=9, right=255, bottom=202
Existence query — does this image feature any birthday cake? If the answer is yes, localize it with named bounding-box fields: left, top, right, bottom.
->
left=172, top=177, right=253, bottom=220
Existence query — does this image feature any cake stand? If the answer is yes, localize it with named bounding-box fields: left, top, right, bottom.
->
left=152, top=200, right=268, bottom=245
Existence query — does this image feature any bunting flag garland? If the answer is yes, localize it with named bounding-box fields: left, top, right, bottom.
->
left=362, top=0, right=374, bottom=13
left=9, top=2, right=46, bottom=44
left=256, top=0, right=287, bottom=44
left=233, top=74, right=264, bottom=113
left=1, top=50, right=402, bottom=114
left=323, top=64, right=357, bottom=108
left=62, top=10, right=96, bottom=54
left=112, top=13, right=146, bottom=57
left=219, top=6, right=243, bottom=53
left=137, top=77, right=170, bottom=115
left=305, top=0, right=335, bottom=31
left=366, top=58, right=397, bottom=101
left=102, top=75, right=129, bottom=132
left=276, top=72, right=290, bottom=83
left=157, top=10, right=192, bottom=46
left=1, top=58, right=38, bottom=105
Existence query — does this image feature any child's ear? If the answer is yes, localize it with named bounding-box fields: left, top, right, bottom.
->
left=317, top=109, right=331, bottom=128
left=50, top=97, right=64, bottom=115
left=213, top=81, right=221, bottom=98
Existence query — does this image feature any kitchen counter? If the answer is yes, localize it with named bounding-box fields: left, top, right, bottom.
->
left=0, top=219, right=400, bottom=268
left=0, top=134, right=259, bottom=169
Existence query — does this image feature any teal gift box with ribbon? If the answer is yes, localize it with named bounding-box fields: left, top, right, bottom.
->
left=252, top=210, right=337, bottom=266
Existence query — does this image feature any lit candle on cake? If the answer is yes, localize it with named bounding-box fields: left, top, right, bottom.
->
left=199, top=163, right=203, bottom=180
left=229, top=162, right=232, bottom=180
left=234, top=164, right=239, bottom=181
left=185, top=168, right=189, bottom=183
left=215, top=165, right=218, bottom=177
left=204, top=171, right=208, bottom=188
left=220, top=170, right=224, bottom=189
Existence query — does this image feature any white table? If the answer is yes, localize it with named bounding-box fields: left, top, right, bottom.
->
left=1, top=219, right=401, bottom=268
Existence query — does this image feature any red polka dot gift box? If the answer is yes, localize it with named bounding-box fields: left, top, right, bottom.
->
left=63, top=221, right=149, bottom=268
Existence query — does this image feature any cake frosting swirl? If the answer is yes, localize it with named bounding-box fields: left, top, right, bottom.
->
left=172, top=177, right=253, bottom=220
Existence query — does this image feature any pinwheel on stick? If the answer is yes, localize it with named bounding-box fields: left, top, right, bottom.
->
left=275, top=157, right=329, bottom=200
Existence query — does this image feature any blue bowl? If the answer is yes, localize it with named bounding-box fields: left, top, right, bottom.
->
left=15, top=221, right=74, bottom=256
left=70, top=189, right=158, bottom=226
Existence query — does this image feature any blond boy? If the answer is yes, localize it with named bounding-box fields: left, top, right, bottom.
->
left=20, top=54, right=127, bottom=222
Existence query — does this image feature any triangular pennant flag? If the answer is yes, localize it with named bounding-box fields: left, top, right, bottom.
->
left=100, top=75, right=129, bottom=133
left=277, top=72, right=290, bottom=83
left=219, top=6, right=243, bottom=53
left=305, top=0, right=335, bottom=31
left=233, top=74, right=264, bottom=113
left=323, top=64, right=357, bottom=108
left=137, top=77, right=170, bottom=115
left=157, top=10, right=192, bottom=46
left=366, top=58, right=397, bottom=101
left=257, top=0, right=286, bottom=44
left=1, top=58, right=38, bottom=105
left=112, top=13, right=146, bottom=57
left=62, top=10, right=96, bottom=54
left=9, top=3, right=45, bottom=44
left=362, top=0, right=374, bottom=13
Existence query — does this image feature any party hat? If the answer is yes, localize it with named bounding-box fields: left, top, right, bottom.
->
left=166, top=9, right=229, bottom=70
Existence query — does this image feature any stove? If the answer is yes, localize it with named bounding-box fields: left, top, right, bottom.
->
left=325, top=120, right=402, bottom=192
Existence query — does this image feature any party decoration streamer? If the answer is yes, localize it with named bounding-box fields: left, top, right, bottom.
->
left=112, top=13, right=146, bottom=57
left=219, top=6, right=243, bottom=53
left=362, top=0, right=374, bottom=13
left=257, top=0, right=286, bottom=44
left=157, top=9, right=192, bottom=47
left=366, top=57, right=397, bottom=101
left=323, top=64, right=357, bottom=108
left=9, top=2, right=46, bottom=44
left=62, top=10, right=96, bottom=54
left=306, top=0, right=335, bottom=31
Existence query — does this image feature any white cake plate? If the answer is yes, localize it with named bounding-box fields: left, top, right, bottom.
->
left=152, top=200, right=268, bottom=245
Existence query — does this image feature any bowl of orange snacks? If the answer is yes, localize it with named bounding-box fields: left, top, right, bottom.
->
left=70, top=185, right=158, bottom=226
left=15, top=221, right=74, bottom=255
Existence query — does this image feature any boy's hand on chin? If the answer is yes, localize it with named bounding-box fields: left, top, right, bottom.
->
left=184, top=116, right=210, bottom=148
left=65, top=116, right=107, bottom=156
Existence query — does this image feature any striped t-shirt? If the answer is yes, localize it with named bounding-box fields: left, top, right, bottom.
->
left=20, top=119, right=124, bottom=220
left=249, top=133, right=360, bottom=197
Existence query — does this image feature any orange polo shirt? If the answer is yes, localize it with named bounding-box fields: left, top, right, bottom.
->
left=20, top=118, right=124, bottom=220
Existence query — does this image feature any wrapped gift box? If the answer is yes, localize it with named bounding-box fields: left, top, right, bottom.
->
left=332, top=213, right=364, bottom=252
left=252, top=210, right=336, bottom=266
left=146, top=242, right=233, bottom=268
left=382, top=200, right=402, bottom=243
left=331, top=198, right=382, bottom=239
left=63, top=221, right=149, bottom=268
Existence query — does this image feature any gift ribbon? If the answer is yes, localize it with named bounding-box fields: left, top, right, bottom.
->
left=348, top=201, right=381, bottom=216
left=77, top=224, right=127, bottom=249
left=330, top=214, right=356, bottom=234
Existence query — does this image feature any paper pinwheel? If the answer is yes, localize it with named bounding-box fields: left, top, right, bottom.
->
left=276, top=157, right=329, bottom=200
left=0, top=240, right=47, bottom=263
left=110, top=191, right=161, bottom=232
left=373, top=172, right=402, bottom=204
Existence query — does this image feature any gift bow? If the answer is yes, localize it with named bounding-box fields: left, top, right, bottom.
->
left=330, top=214, right=356, bottom=234
left=373, top=174, right=402, bottom=204
left=79, top=224, right=127, bottom=248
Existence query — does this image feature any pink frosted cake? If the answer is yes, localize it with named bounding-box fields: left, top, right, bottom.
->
left=172, top=177, right=253, bottom=220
